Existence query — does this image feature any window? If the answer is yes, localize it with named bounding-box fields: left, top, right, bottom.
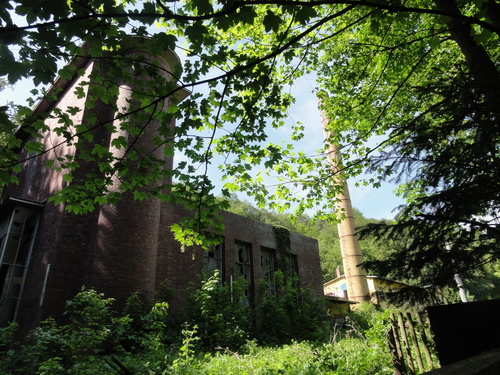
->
left=0, top=199, right=42, bottom=325
left=260, top=247, right=276, bottom=295
left=234, top=241, right=253, bottom=304
left=285, top=253, right=299, bottom=277
left=341, top=282, right=348, bottom=299
left=204, top=241, right=224, bottom=280
left=278, top=253, right=299, bottom=287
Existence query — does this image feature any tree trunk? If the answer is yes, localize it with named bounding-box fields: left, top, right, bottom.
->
left=434, top=0, right=500, bottom=113
left=485, top=0, right=500, bottom=33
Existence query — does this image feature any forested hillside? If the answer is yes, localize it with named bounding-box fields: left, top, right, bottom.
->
left=225, top=195, right=500, bottom=302
left=224, top=195, right=392, bottom=283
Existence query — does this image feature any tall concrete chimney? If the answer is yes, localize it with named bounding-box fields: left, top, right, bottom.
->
left=319, top=102, right=370, bottom=303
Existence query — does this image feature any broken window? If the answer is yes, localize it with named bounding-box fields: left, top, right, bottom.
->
left=284, top=253, right=299, bottom=278
left=204, top=241, right=224, bottom=280
left=0, top=199, right=42, bottom=325
left=234, top=241, right=253, bottom=304
left=260, top=247, right=276, bottom=295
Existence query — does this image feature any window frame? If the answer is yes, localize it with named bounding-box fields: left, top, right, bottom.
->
left=0, top=198, right=43, bottom=325
left=260, top=246, right=277, bottom=295
left=234, top=240, right=253, bottom=305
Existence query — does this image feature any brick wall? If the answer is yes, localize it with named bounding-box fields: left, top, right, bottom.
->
left=1, top=44, right=324, bottom=334
left=156, top=206, right=324, bottom=315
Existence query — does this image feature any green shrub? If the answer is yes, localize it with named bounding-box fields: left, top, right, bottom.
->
left=185, top=270, right=329, bottom=349
left=11, top=287, right=133, bottom=374
left=316, top=304, right=393, bottom=374
left=316, top=337, right=392, bottom=375
left=186, top=272, right=250, bottom=351
left=195, top=341, right=322, bottom=374
left=1, top=288, right=396, bottom=375
left=0, top=322, right=36, bottom=374
left=253, top=271, right=329, bottom=345
left=0, top=322, right=17, bottom=351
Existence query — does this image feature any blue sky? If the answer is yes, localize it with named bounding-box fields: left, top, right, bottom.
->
left=278, top=74, right=405, bottom=220
left=0, top=51, right=404, bottom=221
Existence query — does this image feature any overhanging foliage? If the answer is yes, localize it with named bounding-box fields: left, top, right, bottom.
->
left=0, top=0, right=498, bottom=289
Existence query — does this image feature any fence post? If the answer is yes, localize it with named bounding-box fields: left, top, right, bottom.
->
left=389, top=312, right=407, bottom=375
left=406, top=312, right=424, bottom=373
left=416, top=312, right=435, bottom=370
left=397, top=311, right=415, bottom=375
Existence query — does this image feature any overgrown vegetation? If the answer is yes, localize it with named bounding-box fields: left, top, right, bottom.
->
left=0, top=285, right=394, bottom=374
left=0, top=0, right=497, bottom=325
left=226, top=195, right=500, bottom=303
left=1, top=0, right=498, bottom=289
left=224, top=194, right=390, bottom=283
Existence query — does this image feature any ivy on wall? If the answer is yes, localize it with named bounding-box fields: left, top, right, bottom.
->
left=272, top=225, right=292, bottom=273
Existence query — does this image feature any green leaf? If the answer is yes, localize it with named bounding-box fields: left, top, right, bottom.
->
left=155, top=33, right=178, bottom=51
left=59, top=66, right=74, bottom=81
left=63, top=174, right=73, bottom=182
left=185, top=21, right=208, bottom=46
left=133, top=191, right=148, bottom=201
left=263, top=10, right=282, bottom=33
left=428, top=37, right=441, bottom=50
left=66, top=106, right=81, bottom=116
left=74, top=86, right=86, bottom=99
left=223, top=182, right=239, bottom=192
left=237, top=6, right=258, bottom=25
left=111, top=136, right=128, bottom=149
left=142, top=1, right=156, bottom=15
left=193, top=0, right=213, bottom=15
left=295, top=6, right=317, bottom=25
left=25, top=141, right=44, bottom=153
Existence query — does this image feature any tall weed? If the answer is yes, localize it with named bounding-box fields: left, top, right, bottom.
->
left=0, top=288, right=394, bottom=375
left=253, top=271, right=329, bottom=345
left=185, top=272, right=250, bottom=351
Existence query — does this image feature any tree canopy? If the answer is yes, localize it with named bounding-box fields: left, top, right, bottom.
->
left=226, top=195, right=500, bottom=301
left=0, top=0, right=498, bottom=290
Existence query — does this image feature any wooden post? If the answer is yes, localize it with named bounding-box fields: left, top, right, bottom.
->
left=406, top=312, right=424, bottom=373
left=416, top=312, right=435, bottom=370
left=397, top=311, right=415, bottom=375
left=389, top=312, right=407, bottom=375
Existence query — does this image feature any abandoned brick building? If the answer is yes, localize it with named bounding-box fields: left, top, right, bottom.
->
left=0, top=42, right=323, bottom=331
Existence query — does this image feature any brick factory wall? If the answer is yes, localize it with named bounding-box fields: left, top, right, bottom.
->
left=1, top=44, right=323, bottom=335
